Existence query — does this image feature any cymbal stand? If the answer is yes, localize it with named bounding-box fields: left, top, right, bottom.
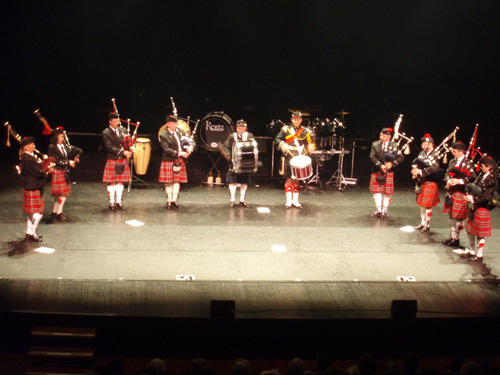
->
left=327, top=148, right=348, bottom=191
left=307, top=159, right=322, bottom=187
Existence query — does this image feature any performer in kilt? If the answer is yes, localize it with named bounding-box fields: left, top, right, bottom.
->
left=159, top=115, right=193, bottom=209
left=223, top=119, right=253, bottom=208
left=411, top=134, right=441, bottom=232
left=102, top=112, right=132, bottom=211
left=274, top=111, right=315, bottom=209
left=47, top=128, right=78, bottom=222
left=369, top=127, right=404, bottom=219
left=442, top=141, right=476, bottom=247
left=463, top=156, right=498, bottom=261
left=20, top=137, right=52, bottom=242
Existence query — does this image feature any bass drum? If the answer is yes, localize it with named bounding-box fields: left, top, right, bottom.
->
left=197, top=112, right=234, bottom=152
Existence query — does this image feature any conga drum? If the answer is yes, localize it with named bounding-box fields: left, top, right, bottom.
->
left=133, top=138, right=151, bottom=175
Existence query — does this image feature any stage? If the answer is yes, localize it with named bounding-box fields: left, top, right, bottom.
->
left=1, top=181, right=499, bottom=319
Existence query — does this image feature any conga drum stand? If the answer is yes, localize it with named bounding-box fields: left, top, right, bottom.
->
left=128, top=159, right=148, bottom=192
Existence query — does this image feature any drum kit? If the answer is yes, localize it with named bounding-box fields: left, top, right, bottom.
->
left=281, top=109, right=354, bottom=190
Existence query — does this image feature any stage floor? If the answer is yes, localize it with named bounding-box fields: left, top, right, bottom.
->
left=1, top=181, right=499, bottom=318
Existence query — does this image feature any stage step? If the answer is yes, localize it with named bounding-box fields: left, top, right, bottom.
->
left=29, top=346, right=94, bottom=358
left=26, top=326, right=96, bottom=375
left=32, top=326, right=96, bottom=340
left=26, top=365, right=93, bottom=375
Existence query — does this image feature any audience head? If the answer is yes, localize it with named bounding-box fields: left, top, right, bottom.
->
left=404, top=351, right=421, bottom=373
left=142, top=358, right=167, bottom=375
left=233, top=358, right=250, bottom=375
left=289, top=358, right=306, bottom=375
left=192, top=358, right=208, bottom=375
left=359, top=353, right=377, bottom=375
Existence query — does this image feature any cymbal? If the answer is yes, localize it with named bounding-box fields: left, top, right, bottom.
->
left=288, top=108, right=310, bottom=116
left=335, top=111, right=352, bottom=115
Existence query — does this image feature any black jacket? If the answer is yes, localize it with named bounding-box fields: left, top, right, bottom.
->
left=102, top=126, right=128, bottom=160
left=159, top=128, right=188, bottom=162
left=370, top=140, right=404, bottom=173
left=21, top=154, right=46, bottom=190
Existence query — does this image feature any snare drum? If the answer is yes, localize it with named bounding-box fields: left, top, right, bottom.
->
left=133, top=138, right=151, bottom=175
left=197, top=112, right=234, bottom=152
left=290, top=155, right=312, bottom=180
left=232, top=139, right=259, bottom=174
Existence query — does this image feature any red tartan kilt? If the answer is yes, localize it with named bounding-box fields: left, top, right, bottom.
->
left=466, top=208, right=492, bottom=237
left=103, top=159, right=131, bottom=183
left=51, top=169, right=71, bottom=197
left=23, top=189, right=45, bottom=214
left=159, top=160, right=187, bottom=183
left=443, top=191, right=468, bottom=219
left=369, top=172, right=394, bottom=195
left=416, top=181, right=440, bottom=207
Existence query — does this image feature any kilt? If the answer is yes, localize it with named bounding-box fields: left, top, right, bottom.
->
left=416, top=181, right=440, bottom=208
left=103, top=159, right=131, bottom=183
left=369, top=172, right=394, bottom=195
left=443, top=191, right=468, bottom=220
left=465, top=207, right=492, bottom=237
left=23, top=189, right=45, bottom=214
left=226, top=172, right=251, bottom=184
left=159, top=159, right=187, bottom=183
left=51, top=169, right=71, bottom=197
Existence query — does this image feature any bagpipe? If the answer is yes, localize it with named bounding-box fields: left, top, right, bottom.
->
left=170, top=97, right=196, bottom=153
left=3, top=121, right=55, bottom=174
left=380, top=114, right=413, bottom=166
left=111, top=98, right=140, bottom=152
left=411, top=127, right=459, bottom=181
left=34, top=109, right=83, bottom=161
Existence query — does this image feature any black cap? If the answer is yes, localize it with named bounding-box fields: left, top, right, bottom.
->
left=109, top=112, right=119, bottom=120
left=421, top=133, right=434, bottom=144
left=479, top=155, right=496, bottom=167
left=381, top=127, right=393, bottom=135
left=451, top=141, right=467, bottom=151
left=20, top=136, right=35, bottom=148
left=236, top=119, right=248, bottom=127
left=166, top=115, right=178, bottom=123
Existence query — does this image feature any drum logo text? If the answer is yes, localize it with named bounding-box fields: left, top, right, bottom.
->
left=205, top=121, right=225, bottom=131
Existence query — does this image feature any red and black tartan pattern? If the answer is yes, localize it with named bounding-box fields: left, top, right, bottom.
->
left=23, top=190, right=45, bottom=214
left=158, top=160, right=187, bottom=183
left=102, top=159, right=131, bottom=183
left=466, top=207, right=492, bottom=237
left=369, top=172, right=394, bottom=195
left=416, top=181, right=440, bottom=208
left=443, top=191, right=468, bottom=219
left=51, top=169, right=71, bottom=197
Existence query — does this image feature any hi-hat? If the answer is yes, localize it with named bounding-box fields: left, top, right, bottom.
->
left=288, top=108, right=310, bottom=116
left=335, top=110, right=352, bottom=115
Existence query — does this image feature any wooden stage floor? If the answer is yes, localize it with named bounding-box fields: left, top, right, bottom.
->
left=1, top=181, right=499, bottom=319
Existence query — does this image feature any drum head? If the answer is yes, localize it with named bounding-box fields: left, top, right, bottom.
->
left=197, top=112, right=234, bottom=152
left=177, top=119, right=191, bottom=136
left=157, top=120, right=191, bottom=142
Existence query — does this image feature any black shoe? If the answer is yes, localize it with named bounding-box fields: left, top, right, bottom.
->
left=380, top=212, right=387, bottom=219
left=239, top=201, right=249, bottom=208
left=167, top=202, right=172, bottom=210
left=448, top=239, right=460, bottom=247
left=47, top=217, right=60, bottom=224
left=230, top=202, right=235, bottom=209
left=109, top=204, right=116, bottom=211
left=442, top=238, right=453, bottom=245
left=414, top=224, right=425, bottom=230
left=172, top=201, right=180, bottom=209
left=371, top=211, right=381, bottom=218
left=26, top=233, right=43, bottom=242
left=421, top=225, right=430, bottom=233
left=285, top=203, right=291, bottom=209
left=56, top=213, right=67, bottom=221
left=51, top=211, right=57, bottom=217
left=115, top=203, right=125, bottom=210
left=470, top=255, right=483, bottom=262
left=292, top=203, right=302, bottom=209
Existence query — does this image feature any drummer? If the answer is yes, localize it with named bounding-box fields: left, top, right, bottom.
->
left=223, top=119, right=254, bottom=208
left=159, top=115, right=192, bottom=209
left=274, top=110, right=315, bottom=208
